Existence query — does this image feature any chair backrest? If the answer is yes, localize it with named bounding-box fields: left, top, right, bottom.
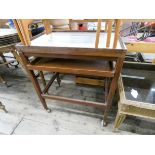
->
left=14, top=19, right=121, bottom=49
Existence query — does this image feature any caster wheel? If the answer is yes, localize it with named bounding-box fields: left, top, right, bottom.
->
left=101, top=120, right=107, bottom=127
left=46, top=108, right=52, bottom=113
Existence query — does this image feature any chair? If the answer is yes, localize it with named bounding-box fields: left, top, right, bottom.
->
left=15, top=19, right=126, bottom=126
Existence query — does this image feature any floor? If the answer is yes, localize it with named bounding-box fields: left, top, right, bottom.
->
left=0, top=64, right=155, bottom=135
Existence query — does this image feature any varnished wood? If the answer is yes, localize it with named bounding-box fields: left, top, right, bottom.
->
left=106, top=20, right=112, bottom=48
left=15, top=19, right=52, bottom=46
left=103, top=57, right=125, bottom=122
left=16, top=45, right=125, bottom=58
left=13, top=20, right=25, bottom=45
left=95, top=19, right=102, bottom=48
left=39, top=71, right=46, bottom=87
left=19, top=52, right=48, bottom=110
left=16, top=19, right=32, bottom=46
left=42, top=19, right=52, bottom=34
left=113, top=19, right=121, bottom=49
left=15, top=19, right=126, bottom=125
left=42, top=72, right=58, bottom=94
left=42, top=94, right=106, bottom=109
left=28, top=58, right=114, bottom=77
left=14, top=20, right=47, bottom=87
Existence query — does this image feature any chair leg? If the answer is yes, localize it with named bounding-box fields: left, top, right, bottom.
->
left=28, top=70, right=51, bottom=112
left=39, top=71, right=46, bottom=87
left=113, top=112, right=126, bottom=131
left=18, top=52, right=51, bottom=112
left=103, top=58, right=124, bottom=126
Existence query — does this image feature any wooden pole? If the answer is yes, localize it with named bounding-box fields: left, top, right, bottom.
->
left=95, top=19, right=102, bottom=48
left=42, top=19, right=52, bottom=34
left=113, top=19, right=121, bottom=49
left=106, top=19, right=112, bottom=48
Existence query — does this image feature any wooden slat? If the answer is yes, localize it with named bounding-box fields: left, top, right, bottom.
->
left=13, top=20, right=25, bottom=45
left=16, top=46, right=125, bottom=58
left=16, top=19, right=32, bottom=46
left=95, top=19, right=102, bottom=48
left=106, top=19, right=112, bottom=48
left=42, top=94, right=106, bottom=109
left=113, top=19, right=121, bottom=49
left=42, top=19, right=52, bottom=34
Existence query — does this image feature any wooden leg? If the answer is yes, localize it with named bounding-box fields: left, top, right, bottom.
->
left=13, top=50, right=47, bottom=87
left=29, top=70, right=50, bottom=111
left=103, top=58, right=124, bottom=125
left=42, top=73, right=59, bottom=94
left=106, top=20, right=112, bottom=48
left=113, top=112, right=126, bottom=131
left=19, top=52, right=51, bottom=112
left=39, top=71, right=46, bottom=87
left=113, top=19, right=121, bottom=49
left=103, top=77, right=118, bottom=125
left=95, top=19, right=102, bottom=48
